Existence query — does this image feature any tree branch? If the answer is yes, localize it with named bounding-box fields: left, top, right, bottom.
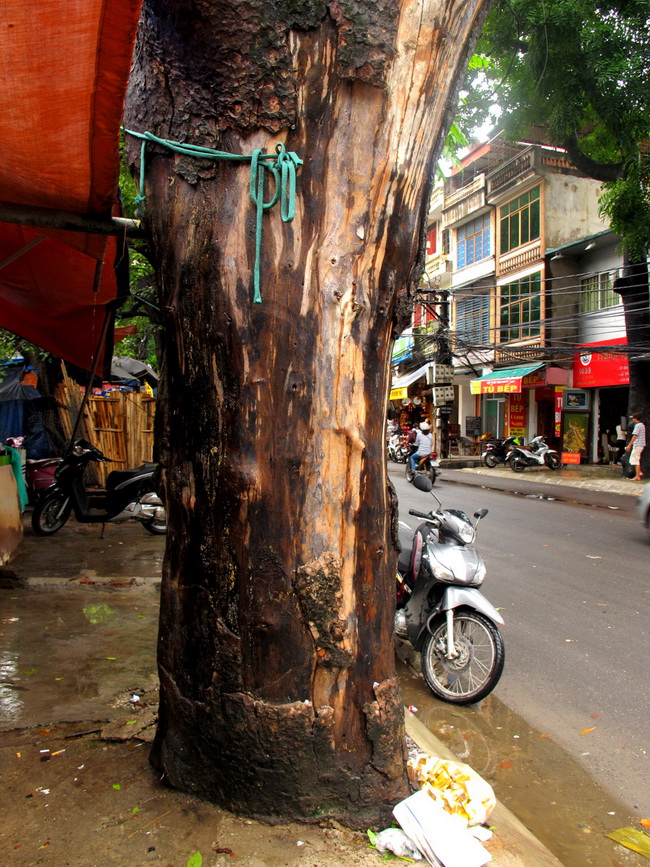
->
left=562, top=132, right=624, bottom=183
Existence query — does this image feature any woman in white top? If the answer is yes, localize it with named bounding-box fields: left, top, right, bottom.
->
left=626, top=413, right=646, bottom=481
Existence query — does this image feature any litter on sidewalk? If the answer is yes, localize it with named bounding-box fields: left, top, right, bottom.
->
left=372, top=744, right=497, bottom=866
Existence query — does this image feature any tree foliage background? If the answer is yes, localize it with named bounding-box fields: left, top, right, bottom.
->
left=459, top=0, right=650, bottom=261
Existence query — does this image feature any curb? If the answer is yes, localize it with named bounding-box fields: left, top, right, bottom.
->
left=405, top=711, right=564, bottom=866
left=23, top=575, right=162, bottom=588
left=436, top=468, right=641, bottom=511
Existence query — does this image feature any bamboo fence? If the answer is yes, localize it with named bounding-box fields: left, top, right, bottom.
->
left=55, top=365, right=155, bottom=487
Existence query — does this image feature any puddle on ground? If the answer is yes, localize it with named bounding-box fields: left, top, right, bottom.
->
left=0, top=588, right=160, bottom=731
left=398, top=659, right=646, bottom=867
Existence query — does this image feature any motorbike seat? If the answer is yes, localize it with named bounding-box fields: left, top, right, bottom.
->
left=26, top=458, right=61, bottom=468
left=106, top=463, right=157, bottom=492
left=398, top=523, right=429, bottom=586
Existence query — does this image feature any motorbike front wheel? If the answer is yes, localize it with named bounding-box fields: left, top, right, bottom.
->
left=32, top=490, right=72, bottom=536
left=421, top=610, right=505, bottom=705
left=509, top=455, right=527, bottom=473
left=405, top=462, right=415, bottom=482
left=545, top=452, right=561, bottom=470
left=483, top=453, right=499, bottom=468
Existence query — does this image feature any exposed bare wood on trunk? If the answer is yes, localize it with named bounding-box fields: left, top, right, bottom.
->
left=125, top=0, right=489, bottom=825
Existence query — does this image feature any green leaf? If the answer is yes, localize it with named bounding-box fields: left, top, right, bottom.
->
left=131, top=806, right=140, bottom=815
left=112, top=784, right=121, bottom=790
left=367, top=829, right=377, bottom=846
left=186, top=853, right=203, bottom=867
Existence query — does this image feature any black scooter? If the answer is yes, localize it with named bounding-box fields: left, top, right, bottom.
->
left=481, top=435, right=518, bottom=468
left=31, top=438, right=166, bottom=536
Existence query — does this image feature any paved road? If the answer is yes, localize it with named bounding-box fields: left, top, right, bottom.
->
left=390, top=466, right=649, bottom=817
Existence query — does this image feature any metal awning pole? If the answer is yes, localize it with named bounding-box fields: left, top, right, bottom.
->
left=67, top=271, right=114, bottom=449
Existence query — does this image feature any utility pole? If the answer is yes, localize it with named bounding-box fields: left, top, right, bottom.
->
left=414, top=285, right=454, bottom=457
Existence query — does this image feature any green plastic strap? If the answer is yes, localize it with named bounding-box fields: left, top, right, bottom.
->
left=123, top=129, right=302, bottom=303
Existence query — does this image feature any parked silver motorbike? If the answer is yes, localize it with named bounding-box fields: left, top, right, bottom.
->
left=388, top=432, right=411, bottom=463
left=395, top=475, right=505, bottom=704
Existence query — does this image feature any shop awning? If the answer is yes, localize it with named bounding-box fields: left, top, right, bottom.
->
left=0, top=0, right=143, bottom=373
left=470, top=362, right=544, bottom=395
left=390, top=363, right=431, bottom=400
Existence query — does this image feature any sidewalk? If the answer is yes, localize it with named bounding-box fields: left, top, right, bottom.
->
left=436, top=457, right=645, bottom=510
left=0, top=519, right=568, bottom=866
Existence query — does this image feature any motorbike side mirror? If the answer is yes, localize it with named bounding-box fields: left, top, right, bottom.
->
left=412, top=475, right=433, bottom=493
left=473, top=508, right=488, bottom=521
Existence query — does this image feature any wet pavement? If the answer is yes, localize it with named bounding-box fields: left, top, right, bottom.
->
left=399, top=661, right=647, bottom=867
left=1, top=522, right=383, bottom=867
left=1, top=507, right=648, bottom=866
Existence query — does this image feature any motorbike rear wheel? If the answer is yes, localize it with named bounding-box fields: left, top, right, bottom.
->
left=483, top=453, right=499, bottom=468
left=141, top=515, right=167, bottom=535
left=424, top=465, right=437, bottom=485
left=421, top=610, right=505, bottom=705
left=32, top=490, right=72, bottom=536
left=509, top=455, right=527, bottom=473
left=545, top=452, right=561, bottom=470
left=405, top=462, right=415, bottom=483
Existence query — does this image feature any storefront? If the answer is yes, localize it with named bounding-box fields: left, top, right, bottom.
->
left=389, top=363, right=433, bottom=432
left=573, top=338, right=629, bottom=463
left=470, top=363, right=569, bottom=443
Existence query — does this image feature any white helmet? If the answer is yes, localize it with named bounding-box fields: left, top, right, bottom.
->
left=419, top=422, right=431, bottom=431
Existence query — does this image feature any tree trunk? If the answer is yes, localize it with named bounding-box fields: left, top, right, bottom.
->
left=125, top=0, right=489, bottom=826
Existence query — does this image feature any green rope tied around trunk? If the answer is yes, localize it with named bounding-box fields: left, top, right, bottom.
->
left=124, top=128, right=303, bottom=303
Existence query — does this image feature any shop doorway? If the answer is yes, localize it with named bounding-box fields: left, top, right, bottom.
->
left=484, top=397, right=505, bottom=439
left=535, top=388, right=557, bottom=445
left=598, top=386, right=629, bottom=463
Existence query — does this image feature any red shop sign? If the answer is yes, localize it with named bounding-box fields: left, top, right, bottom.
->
left=573, top=338, right=629, bottom=388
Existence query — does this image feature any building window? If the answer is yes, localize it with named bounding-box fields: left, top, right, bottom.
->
left=455, top=294, right=490, bottom=345
left=457, top=214, right=491, bottom=269
left=500, top=186, right=540, bottom=254
left=426, top=226, right=437, bottom=256
left=499, top=272, right=542, bottom=342
left=580, top=270, right=620, bottom=313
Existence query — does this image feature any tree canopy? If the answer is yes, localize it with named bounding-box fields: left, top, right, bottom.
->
left=460, top=0, right=650, bottom=260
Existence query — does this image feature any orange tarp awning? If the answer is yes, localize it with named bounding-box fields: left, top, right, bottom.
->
left=0, top=0, right=142, bottom=371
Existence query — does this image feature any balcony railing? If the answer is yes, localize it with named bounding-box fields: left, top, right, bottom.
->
left=498, top=243, right=543, bottom=275
left=443, top=174, right=486, bottom=212
left=487, top=148, right=537, bottom=199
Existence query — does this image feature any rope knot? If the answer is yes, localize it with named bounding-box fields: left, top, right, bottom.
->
left=123, top=129, right=302, bottom=303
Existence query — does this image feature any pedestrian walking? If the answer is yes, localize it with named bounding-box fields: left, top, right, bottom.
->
left=625, top=412, right=646, bottom=481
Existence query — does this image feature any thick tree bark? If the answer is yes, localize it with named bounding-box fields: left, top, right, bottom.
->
left=125, top=0, right=489, bottom=826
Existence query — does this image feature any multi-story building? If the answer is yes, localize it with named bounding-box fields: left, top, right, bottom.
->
left=442, top=132, right=616, bottom=454
left=547, top=230, right=627, bottom=462
left=388, top=187, right=450, bottom=444
left=390, top=131, right=630, bottom=461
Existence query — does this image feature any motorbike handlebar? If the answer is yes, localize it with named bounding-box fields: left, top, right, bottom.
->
left=408, top=509, right=433, bottom=520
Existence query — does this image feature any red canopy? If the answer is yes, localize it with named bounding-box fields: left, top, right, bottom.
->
left=0, top=0, right=142, bottom=371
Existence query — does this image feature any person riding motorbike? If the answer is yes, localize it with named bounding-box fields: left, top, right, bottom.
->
left=409, top=421, right=433, bottom=473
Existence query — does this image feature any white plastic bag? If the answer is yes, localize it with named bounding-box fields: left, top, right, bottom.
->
left=374, top=827, right=423, bottom=860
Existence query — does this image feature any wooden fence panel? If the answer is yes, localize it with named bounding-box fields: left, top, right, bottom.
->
left=55, top=381, right=156, bottom=487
